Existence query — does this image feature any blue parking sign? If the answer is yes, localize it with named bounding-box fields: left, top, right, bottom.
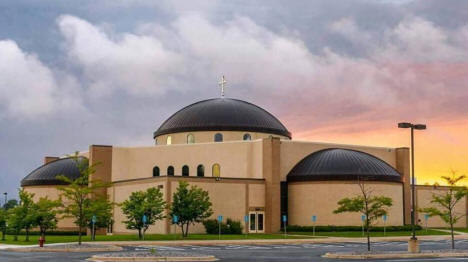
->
left=424, top=214, right=429, bottom=221
left=218, top=215, right=223, bottom=222
left=142, top=214, right=148, bottom=224
left=244, top=215, right=249, bottom=223
left=382, top=215, right=387, bottom=222
left=92, top=215, right=97, bottom=223
left=312, top=215, right=317, bottom=222
left=173, top=215, right=179, bottom=223
left=282, top=215, right=287, bottom=222
left=361, top=215, right=366, bottom=222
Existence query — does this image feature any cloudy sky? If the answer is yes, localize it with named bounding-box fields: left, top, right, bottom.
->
left=1, top=0, right=467, bottom=199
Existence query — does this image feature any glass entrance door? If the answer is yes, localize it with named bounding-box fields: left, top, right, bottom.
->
left=248, top=211, right=265, bottom=233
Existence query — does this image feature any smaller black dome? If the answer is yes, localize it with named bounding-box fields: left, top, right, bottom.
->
left=287, top=148, right=401, bottom=182
left=21, top=157, right=86, bottom=186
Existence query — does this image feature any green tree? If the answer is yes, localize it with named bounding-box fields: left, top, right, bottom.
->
left=86, top=197, right=113, bottom=239
left=170, top=181, right=213, bottom=237
left=334, top=180, right=393, bottom=251
left=120, top=187, right=166, bottom=240
left=0, top=209, right=7, bottom=241
left=34, top=197, right=62, bottom=240
left=420, top=171, right=468, bottom=249
left=7, top=205, right=23, bottom=241
left=3, top=199, right=18, bottom=210
left=57, top=153, right=109, bottom=245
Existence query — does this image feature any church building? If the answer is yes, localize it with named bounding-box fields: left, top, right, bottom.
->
left=20, top=81, right=466, bottom=234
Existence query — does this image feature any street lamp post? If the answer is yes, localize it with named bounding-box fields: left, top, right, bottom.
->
left=3, top=192, right=7, bottom=209
left=398, top=122, right=426, bottom=253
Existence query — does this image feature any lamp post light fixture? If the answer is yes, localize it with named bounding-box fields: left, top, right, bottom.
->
left=398, top=122, right=426, bottom=252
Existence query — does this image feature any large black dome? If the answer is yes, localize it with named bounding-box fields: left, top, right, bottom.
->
left=287, top=148, right=401, bottom=182
left=21, top=157, right=86, bottom=186
left=154, top=98, right=291, bottom=138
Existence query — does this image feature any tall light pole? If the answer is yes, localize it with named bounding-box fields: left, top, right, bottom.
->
left=398, top=122, right=426, bottom=252
left=3, top=192, right=6, bottom=209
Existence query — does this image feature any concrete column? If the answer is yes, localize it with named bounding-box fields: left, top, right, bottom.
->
left=396, top=147, right=411, bottom=225
left=89, top=145, right=113, bottom=235
left=263, top=137, right=281, bottom=233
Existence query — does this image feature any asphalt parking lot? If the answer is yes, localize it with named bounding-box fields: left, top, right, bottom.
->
left=3, top=240, right=468, bottom=261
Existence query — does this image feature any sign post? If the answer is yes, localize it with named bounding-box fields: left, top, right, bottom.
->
left=91, top=215, right=97, bottom=241
left=244, top=215, right=249, bottom=238
left=312, top=215, right=317, bottom=236
left=173, top=215, right=179, bottom=240
left=142, top=215, right=148, bottom=240
left=217, top=215, right=223, bottom=240
left=382, top=215, right=387, bottom=236
left=361, top=215, right=366, bottom=237
left=424, top=214, right=429, bottom=232
left=282, top=215, right=287, bottom=239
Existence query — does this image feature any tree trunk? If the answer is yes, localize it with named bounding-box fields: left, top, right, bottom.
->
left=138, top=228, right=142, bottom=240
left=185, top=224, right=190, bottom=237
left=450, top=222, right=455, bottom=249
left=180, top=224, right=185, bottom=237
left=25, top=228, right=29, bottom=242
left=14, top=229, right=18, bottom=241
left=1, top=227, right=5, bottom=241
left=78, top=226, right=82, bottom=245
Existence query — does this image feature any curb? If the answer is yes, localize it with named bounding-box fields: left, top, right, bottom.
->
left=323, top=251, right=468, bottom=259
left=87, top=255, right=217, bottom=261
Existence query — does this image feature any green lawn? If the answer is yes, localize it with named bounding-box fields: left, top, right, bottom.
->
left=0, top=233, right=307, bottom=245
left=289, top=229, right=449, bottom=238
left=0, top=229, right=451, bottom=245
left=453, top=228, right=468, bottom=233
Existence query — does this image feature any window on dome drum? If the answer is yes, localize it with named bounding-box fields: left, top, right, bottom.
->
left=153, top=166, right=160, bottom=177
left=166, top=136, right=172, bottom=145
left=155, top=138, right=158, bottom=145
left=182, top=165, right=189, bottom=176
left=167, top=166, right=174, bottom=176
left=212, top=164, right=220, bottom=177
left=214, top=133, right=223, bottom=142
left=243, top=133, right=251, bottom=141
left=197, top=165, right=205, bottom=177
left=187, top=134, right=195, bottom=144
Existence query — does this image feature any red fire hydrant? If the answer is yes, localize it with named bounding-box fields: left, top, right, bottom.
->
left=39, top=236, right=45, bottom=247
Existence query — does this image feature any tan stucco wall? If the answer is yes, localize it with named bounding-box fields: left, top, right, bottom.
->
left=280, top=140, right=398, bottom=182
left=111, top=179, right=167, bottom=234
left=23, top=186, right=77, bottom=230
left=155, top=131, right=289, bottom=145
left=111, top=140, right=264, bottom=182
left=416, top=186, right=467, bottom=228
left=288, top=181, right=404, bottom=226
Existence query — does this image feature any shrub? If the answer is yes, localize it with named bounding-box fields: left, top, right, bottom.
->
left=203, top=218, right=243, bottom=234
left=286, top=225, right=422, bottom=232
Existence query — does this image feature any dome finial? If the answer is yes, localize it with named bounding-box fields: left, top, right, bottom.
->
left=218, top=75, right=227, bottom=97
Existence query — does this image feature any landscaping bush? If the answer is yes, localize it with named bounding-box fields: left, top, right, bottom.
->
left=286, top=225, right=422, bottom=232
left=5, top=230, right=83, bottom=236
left=203, top=218, right=243, bottom=234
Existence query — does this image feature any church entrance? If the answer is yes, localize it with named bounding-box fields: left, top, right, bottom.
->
left=248, top=211, right=265, bottom=233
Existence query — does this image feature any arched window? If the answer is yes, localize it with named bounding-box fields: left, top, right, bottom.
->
left=167, top=166, right=174, bottom=176
left=214, top=133, right=223, bottom=142
left=182, top=165, right=189, bottom=176
left=153, top=166, right=160, bottom=177
left=155, top=138, right=158, bottom=145
left=187, top=134, right=195, bottom=144
left=243, top=133, right=251, bottom=141
left=212, top=164, right=220, bottom=177
left=197, top=165, right=205, bottom=177
left=166, top=136, right=172, bottom=145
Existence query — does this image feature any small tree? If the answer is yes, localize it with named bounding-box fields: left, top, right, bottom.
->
left=170, top=181, right=213, bottom=237
left=0, top=209, right=7, bottom=241
left=3, top=199, right=18, bottom=210
left=34, top=197, right=62, bottom=240
left=420, top=171, right=468, bottom=249
left=86, top=197, right=113, bottom=239
left=120, top=187, right=166, bottom=240
left=7, top=205, right=23, bottom=241
left=6, top=189, right=36, bottom=242
left=334, top=180, right=393, bottom=251
left=58, top=153, right=108, bottom=245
